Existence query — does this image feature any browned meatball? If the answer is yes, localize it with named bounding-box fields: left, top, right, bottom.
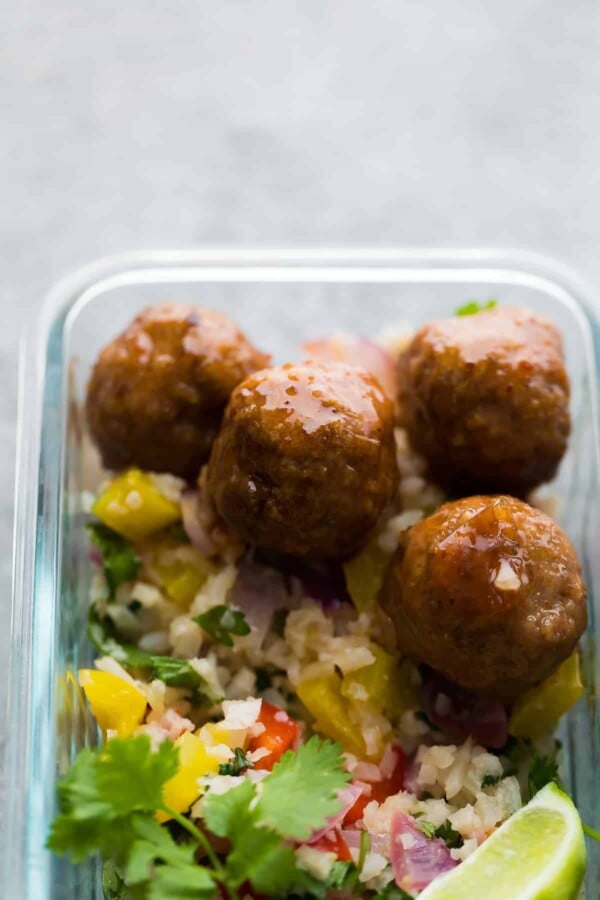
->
left=398, top=306, right=570, bottom=495
left=206, top=362, right=398, bottom=560
left=86, top=304, right=269, bottom=479
left=379, top=495, right=587, bottom=703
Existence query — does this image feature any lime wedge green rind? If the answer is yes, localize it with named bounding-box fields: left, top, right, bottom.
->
left=418, top=783, right=586, bottom=900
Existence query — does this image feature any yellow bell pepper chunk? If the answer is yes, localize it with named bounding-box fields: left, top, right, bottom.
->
left=343, top=539, right=390, bottom=612
left=79, top=669, right=147, bottom=737
left=509, top=650, right=585, bottom=740
left=297, top=672, right=367, bottom=758
left=154, top=556, right=214, bottom=608
left=92, top=468, right=181, bottom=541
left=158, top=732, right=221, bottom=821
left=161, top=565, right=207, bottom=607
left=341, top=645, right=419, bottom=719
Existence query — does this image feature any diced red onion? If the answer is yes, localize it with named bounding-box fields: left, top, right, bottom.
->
left=354, top=761, right=383, bottom=783
left=422, top=670, right=508, bottom=749
left=285, top=558, right=352, bottom=609
left=307, top=783, right=365, bottom=844
left=181, top=488, right=218, bottom=556
left=89, top=547, right=103, bottom=567
left=391, top=811, right=457, bottom=892
left=228, top=558, right=295, bottom=645
left=402, top=756, right=424, bottom=797
left=181, top=485, right=245, bottom=559
left=302, top=335, right=397, bottom=399
left=379, top=743, right=401, bottom=779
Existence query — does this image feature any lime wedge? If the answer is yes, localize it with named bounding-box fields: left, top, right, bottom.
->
left=419, top=783, right=586, bottom=900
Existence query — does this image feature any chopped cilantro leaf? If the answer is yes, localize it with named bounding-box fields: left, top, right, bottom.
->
left=87, top=605, right=149, bottom=668
left=193, top=604, right=251, bottom=647
left=417, top=819, right=437, bottom=839
left=481, top=773, right=502, bottom=788
left=416, top=817, right=463, bottom=849
left=87, top=605, right=218, bottom=703
left=218, top=747, right=254, bottom=776
left=455, top=299, right=498, bottom=317
left=434, top=820, right=463, bottom=849
left=150, top=656, right=207, bottom=692
left=528, top=753, right=562, bottom=797
left=87, top=522, right=140, bottom=597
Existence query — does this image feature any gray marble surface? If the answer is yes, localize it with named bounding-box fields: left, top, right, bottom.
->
left=1, top=0, right=600, bottom=745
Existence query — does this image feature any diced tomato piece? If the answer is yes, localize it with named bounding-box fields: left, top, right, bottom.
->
left=344, top=790, right=371, bottom=826
left=312, top=828, right=353, bottom=862
left=248, top=701, right=301, bottom=771
left=344, top=746, right=407, bottom=825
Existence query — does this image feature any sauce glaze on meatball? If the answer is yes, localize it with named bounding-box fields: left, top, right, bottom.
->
left=86, top=304, right=269, bottom=479
left=398, top=306, right=570, bottom=495
left=207, top=361, right=398, bottom=560
left=379, top=495, right=587, bottom=703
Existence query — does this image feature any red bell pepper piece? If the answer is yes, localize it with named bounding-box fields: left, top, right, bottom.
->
left=344, top=746, right=407, bottom=825
left=248, top=701, right=301, bottom=771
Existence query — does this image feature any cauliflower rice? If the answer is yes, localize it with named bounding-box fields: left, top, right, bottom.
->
left=82, top=426, right=545, bottom=893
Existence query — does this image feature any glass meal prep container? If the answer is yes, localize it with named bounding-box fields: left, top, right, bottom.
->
left=4, top=249, right=600, bottom=899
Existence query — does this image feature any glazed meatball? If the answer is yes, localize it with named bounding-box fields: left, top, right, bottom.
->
left=379, top=495, right=587, bottom=703
left=398, top=306, right=570, bottom=495
left=86, top=304, right=269, bottom=479
left=206, top=362, right=398, bottom=560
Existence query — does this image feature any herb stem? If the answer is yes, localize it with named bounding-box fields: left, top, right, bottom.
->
left=357, top=829, right=371, bottom=874
left=161, top=805, right=223, bottom=873
left=583, top=822, right=600, bottom=842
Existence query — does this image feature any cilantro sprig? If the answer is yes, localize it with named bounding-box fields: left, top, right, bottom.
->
left=193, top=604, right=251, bottom=647
left=88, top=522, right=140, bottom=597
left=455, top=299, right=498, bottom=317
left=49, top=734, right=351, bottom=899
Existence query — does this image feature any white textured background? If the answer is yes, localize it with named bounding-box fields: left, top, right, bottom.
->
left=1, top=0, right=600, bottom=736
